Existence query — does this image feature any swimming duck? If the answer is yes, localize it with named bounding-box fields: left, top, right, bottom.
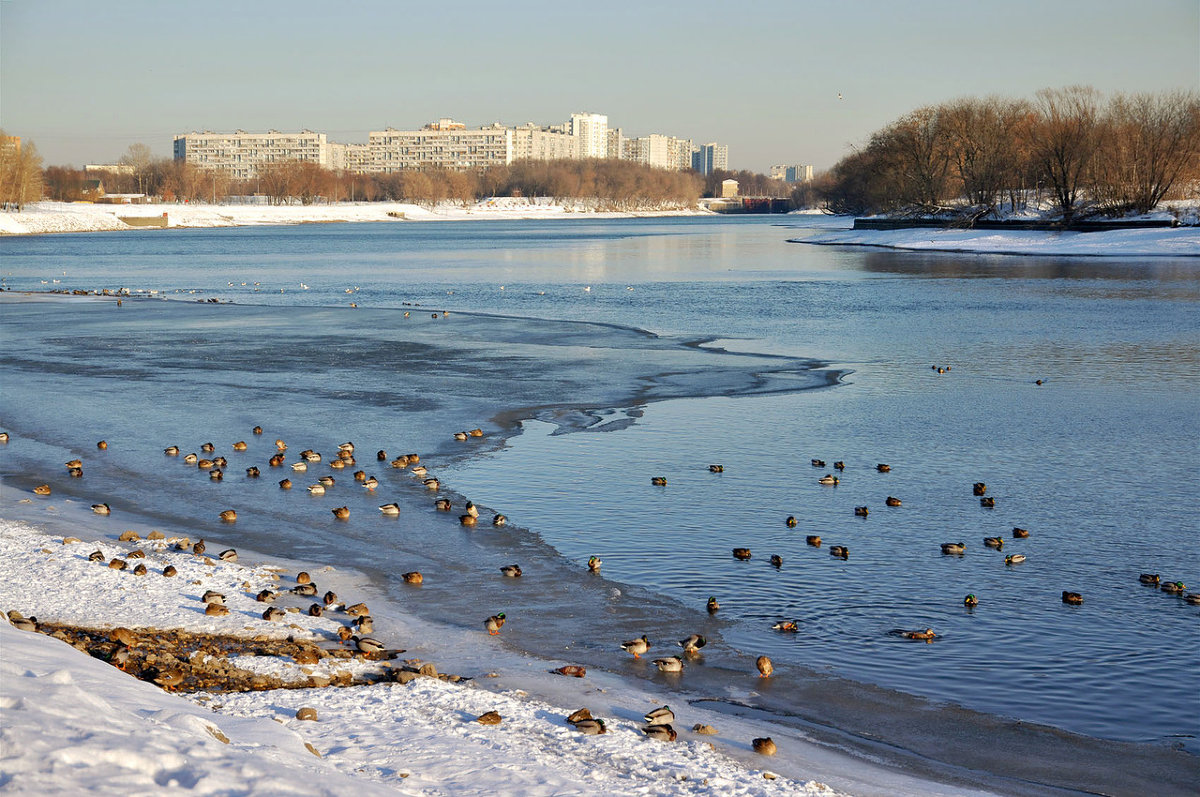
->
left=650, top=476, right=667, bottom=486
left=1161, top=581, right=1186, bottom=594
left=653, top=656, right=683, bottom=673
left=806, top=535, right=821, bottom=547
left=432, top=498, right=452, bottom=511
left=212, top=456, right=228, bottom=468
left=33, top=484, right=51, bottom=496
left=184, top=453, right=198, bottom=464
left=829, top=545, right=849, bottom=559
left=410, top=464, right=428, bottom=476
left=485, top=612, right=506, bottom=635
left=903, top=628, right=937, bottom=641
left=338, top=442, right=355, bottom=453
left=317, top=475, right=335, bottom=486
left=572, top=718, right=607, bottom=735
left=164, top=446, right=180, bottom=456
left=706, top=596, right=720, bottom=613
left=677, top=634, right=706, bottom=654
left=391, top=457, right=410, bottom=469
left=362, top=477, right=379, bottom=490
left=246, top=466, right=260, bottom=478
left=402, top=571, right=423, bottom=584
left=453, top=432, right=468, bottom=441
left=0, top=432, right=8, bottom=443
left=621, top=635, right=650, bottom=658
left=262, top=607, right=286, bottom=622
left=492, top=514, right=507, bottom=526
left=1062, top=591, right=1083, bottom=605
left=709, top=464, right=724, bottom=473
left=500, top=564, right=522, bottom=578
left=338, top=453, right=355, bottom=465
left=252, top=426, right=263, bottom=435
left=303, top=451, right=322, bottom=463
left=752, top=737, right=777, bottom=756
left=1005, top=553, right=1026, bottom=565
left=275, top=439, right=287, bottom=451
left=818, top=474, right=839, bottom=486
left=588, top=556, right=602, bottom=572
left=811, top=459, right=825, bottom=467
left=772, top=620, right=798, bottom=632
left=876, top=463, right=891, bottom=473
left=1139, top=573, right=1160, bottom=585
left=732, top=548, right=751, bottom=560
left=232, top=441, right=247, bottom=451
left=469, top=428, right=483, bottom=437
left=643, top=724, right=678, bottom=741
left=209, top=468, right=223, bottom=481
left=353, top=470, right=367, bottom=482
left=980, top=497, right=996, bottom=508
left=68, top=467, right=83, bottom=478
left=785, top=516, right=797, bottom=528
left=464, top=501, right=479, bottom=518
left=854, top=506, right=869, bottom=517
left=1184, top=594, right=1200, bottom=605
left=644, top=705, right=675, bottom=725
left=291, top=462, right=308, bottom=472
left=200, top=442, right=215, bottom=453
left=379, top=503, right=400, bottom=515
left=983, top=537, right=1004, bottom=549
left=406, top=454, right=420, bottom=464
left=769, top=554, right=783, bottom=568
left=941, top=542, right=966, bottom=555
left=833, top=461, right=845, bottom=471
left=219, top=509, right=237, bottom=522
left=460, top=514, right=477, bottom=527
left=269, top=454, right=285, bottom=467
left=329, top=459, right=345, bottom=470
left=964, top=593, right=978, bottom=607
left=886, top=496, right=902, bottom=506
left=279, top=478, right=293, bottom=489
left=974, top=483, right=987, bottom=495
left=92, top=503, right=111, bottom=515
left=423, top=478, right=440, bottom=490
left=331, top=506, right=349, bottom=520
left=1012, top=527, right=1030, bottom=538
left=756, top=655, right=773, bottom=677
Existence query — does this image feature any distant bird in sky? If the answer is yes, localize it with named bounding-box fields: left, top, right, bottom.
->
left=837, top=93, right=843, bottom=100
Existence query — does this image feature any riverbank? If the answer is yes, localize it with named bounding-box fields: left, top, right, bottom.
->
left=0, top=198, right=707, bottom=236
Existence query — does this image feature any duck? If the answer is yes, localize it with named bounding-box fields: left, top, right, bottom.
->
left=362, top=477, right=379, bottom=490
left=460, top=514, right=477, bottom=527
left=785, top=516, right=797, bottom=528
left=275, top=439, right=287, bottom=451
left=209, top=468, right=223, bottom=481
left=262, top=607, right=286, bottom=622
left=769, top=554, right=783, bottom=568
left=336, top=625, right=354, bottom=644
left=376, top=450, right=388, bottom=461
left=279, top=478, right=293, bottom=489
left=246, top=466, right=260, bottom=478
left=402, top=571, right=423, bottom=584
left=980, top=497, right=996, bottom=508
left=0, top=432, right=8, bottom=443
left=256, top=590, right=277, bottom=603
left=329, top=459, right=345, bottom=470
left=902, top=628, right=937, bottom=641
left=644, top=705, right=675, bottom=725
left=492, top=514, right=507, bottom=526
left=92, top=503, right=111, bottom=515
left=212, top=456, right=227, bottom=468
left=423, top=478, right=440, bottom=491
left=708, top=464, right=724, bottom=473
left=1012, top=527, right=1030, bottom=538
left=88, top=550, right=106, bottom=562
left=318, top=475, right=335, bottom=486
left=183, top=453, right=198, bottom=464
left=854, top=506, right=869, bottom=517
left=973, top=482, right=987, bottom=496
left=205, top=603, right=229, bottom=616
left=1161, top=581, right=1186, bottom=594
left=232, top=441, right=247, bottom=451
left=354, top=637, right=386, bottom=657
left=192, top=540, right=206, bottom=556
left=752, top=737, right=777, bottom=756
left=1184, top=594, right=1200, bottom=605
left=200, top=442, right=215, bottom=453
left=338, top=454, right=355, bottom=465
left=653, top=656, right=683, bottom=673
left=572, top=718, right=607, bottom=735
left=291, top=462, right=308, bottom=472
left=876, top=463, right=891, bottom=473
left=500, top=564, right=522, bottom=578
left=297, top=572, right=312, bottom=584
left=806, top=535, right=821, bottom=547
left=811, top=459, right=825, bottom=467
left=732, top=548, right=751, bottom=560
left=1005, top=554, right=1026, bottom=565
left=153, top=670, right=185, bottom=691
left=621, top=635, right=650, bottom=658
left=464, top=501, right=479, bottom=518
left=833, top=461, right=845, bottom=471
left=588, top=556, right=602, bottom=573
left=1062, top=591, right=1083, bottom=605
left=756, top=655, right=773, bottom=677
left=1139, top=573, right=1160, bottom=585
left=331, top=506, right=349, bottom=520
left=772, top=620, right=799, bottom=632
left=650, top=476, right=667, bottom=486
left=379, top=503, right=400, bottom=516
left=269, top=454, right=285, bottom=467
left=643, top=724, right=677, bottom=741
left=434, top=498, right=451, bottom=511
left=291, top=583, right=317, bottom=597
left=353, top=470, right=367, bottom=482
left=886, top=496, right=902, bottom=506
left=964, top=593, right=978, bottom=607
left=68, top=467, right=83, bottom=478
left=566, top=708, right=593, bottom=724
left=677, top=634, right=706, bottom=655
left=706, top=596, right=720, bottom=613
left=453, top=431, right=468, bottom=441
left=391, top=457, right=410, bottom=469
left=941, top=542, right=966, bottom=555
left=410, top=464, right=428, bottom=476
left=202, top=590, right=226, bottom=605
left=406, top=454, right=420, bottom=464
left=219, top=509, right=237, bottom=522
left=164, top=446, right=180, bottom=456
left=252, top=426, right=263, bottom=435
left=344, top=602, right=370, bottom=617
left=323, top=590, right=339, bottom=606
left=469, top=428, right=484, bottom=437
left=338, top=442, right=355, bottom=453
left=818, top=474, right=839, bottom=486
left=33, top=484, right=51, bottom=496
left=353, top=615, right=374, bottom=632
left=829, top=545, right=849, bottom=559
left=9, top=615, right=39, bottom=633
left=983, top=536, right=1004, bottom=549
left=219, top=549, right=237, bottom=562
left=485, top=612, right=506, bottom=635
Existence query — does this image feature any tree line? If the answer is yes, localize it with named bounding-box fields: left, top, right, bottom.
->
left=0, top=129, right=44, bottom=210
left=817, top=86, right=1200, bottom=222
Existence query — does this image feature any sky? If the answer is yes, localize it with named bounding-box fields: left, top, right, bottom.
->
left=1, top=0, right=1197, bottom=173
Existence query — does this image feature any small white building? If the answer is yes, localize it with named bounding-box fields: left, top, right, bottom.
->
left=720, top=179, right=739, bottom=198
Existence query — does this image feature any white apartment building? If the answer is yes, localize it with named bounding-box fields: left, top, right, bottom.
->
left=569, top=112, right=608, bottom=159
left=623, top=134, right=694, bottom=171
left=172, top=130, right=329, bottom=180
left=770, top=164, right=813, bottom=183
left=368, top=120, right=513, bottom=172
left=692, top=143, right=729, bottom=175
left=327, top=142, right=372, bottom=173
left=511, top=123, right=580, bottom=162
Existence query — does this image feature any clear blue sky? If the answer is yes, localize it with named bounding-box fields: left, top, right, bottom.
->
left=2, top=0, right=1197, bottom=172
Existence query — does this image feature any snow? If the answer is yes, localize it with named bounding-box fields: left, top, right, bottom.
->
left=0, top=198, right=707, bottom=236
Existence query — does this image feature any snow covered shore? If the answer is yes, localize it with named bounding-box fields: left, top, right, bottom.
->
left=0, top=198, right=705, bottom=236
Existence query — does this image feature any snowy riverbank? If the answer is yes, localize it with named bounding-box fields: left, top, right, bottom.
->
left=0, top=198, right=707, bottom=236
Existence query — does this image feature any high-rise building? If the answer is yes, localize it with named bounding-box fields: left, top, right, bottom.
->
left=172, top=130, right=329, bottom=180
left=511, top=123, right=580, bottom=162
left=692, top=143, right=729, bottom=175
left=770, top=164, right=813, bottom=183
left=368, top=121, right=513, bottom=171
left=622, top=134, right=694, bottom=171
left=569, top=112, right=608, bottom=159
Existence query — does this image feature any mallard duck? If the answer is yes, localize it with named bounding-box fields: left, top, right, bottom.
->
left=1062, top=591, right=1083, bottom=605
left=650, top=476, right=667, bottom=486
left=262, top=607, right=286, bottom=622
left=1139, top=573, right=1160, bottom=585
left=573, top=718, right=607, bottom=735
left=256, top=589, right=277, bottom=603
left=833, top=460, right=845, bottom=470
left=317, top=475, right=335, bottom=486
left=323, top=590, right=339, bottom=606
left=677, top=634, right=706, bottom=653
left=279, top=478, right=293, bottom=489
left=354, top=636, right=385, bottom=657
left=811, top=459, right=825, bottom=467
left=33, top=484, right=51, bottom=496
left=353, top=470, right=367, bottom=482
left=653, top=656, right=683, bottom=673
left=756, top=655, right=773, bottom=677
left=453, top=431, right=468, bottom=441
left=732, top=548, right=751, bottom=560
left=829, top=545, right=849, bottom=559
left=379, top=503, right=400, bottom=515
left=1005, top=554, right=1026, bottom=565
left=476, top=710, right=502, bottom=725
left=1184, top=593, right=1200, bottom=605
left=492, top=513, right=507, bottom=526
left=213, top=456, right=227, bottom=468
left=406, top=454, right=421, bottom=464
left=941, top=542, right=966, bottom=555
left=164, top=445, right=180, bottom=456
left=645, top=705, right=675, bottom=724
left=200, top=442, right=215, bottom=453
left=306, top=603, right=323, bottom=617
left=184, top=453, right=198, bottom=464
left=980, top=497, right=996, bottom=508
left=209, top=468, right=223, bottom=481
left=752, top=737, right=777, bottom=756
left=269, top=453, right=286, bottom=467
left=162, top=565, right=177, bottom=577
left=252, top=426, right=263, bottom=435
left=376, top=450, right=388, bottom=461
left=460, top=514, right=477, bottom=527
left=903, top=628, right=937, bottom=640
left=785, top=515, right=797, bottom=527
left=818, top=474, right=839, bottom=486
left=329, top=459, right=346, bottom=470
left=772, top=620, right=798, bottom=632
left=566, top=708, right=593, bottom=724
left=983, top=536, right=1004, bottom=549
left=362, top=477, right=379, bottom=490
left=709, top=464, right=724, bottom=473
left=353, top=615, right=374, bottom=632
left=219, top=509, right=237, bottom=522
left=68, top=466, right=83, bottom=478
left=886, top=496, right=902, bottom=506
left=423, top=478, right=440, bottom=490
left=973, top=482, right=987, bottom=496
left=232, top=441, right=247, bottom=451
left=292, top=583, right=317, bottom=596
left=153, top=669, right=185, bottom=691
left=192, top=539, right=206, bottom=556
left=1012, top=527, right=1029, bottom=538
left=876, top=463, right=891, bottom=472
left=0, top=432, right=8, bottom=443
left=275, top=439, right=287, bottom=451
left=246, top=466, right=260, bottom=478
left=204, top=603, right=229, bottom=616
left=88, top=550, right=106, bottom=562
left=65, top=459, right=83, bottom=469
left=464, top=501, right=479, bottom=518
left=331, top=506, right=349, bottom=520
left=643, top=724, right=677, bottom=741
left=219, top=549, right=237, bottom=562
left=1161, top=581, right=1186, bottom=594
left=588, top=556, right=602, bottom=572
left=336, top=625, right=354, bottom=644
left=344, top=602, right=370, bottom=617
left=410, top=464, right=428, bottom=476
left=338, top=441, right=355, bottom=453
left=706, top=596, right=719, bottom=613
left=806, top=535, right=821, bottom=547
left=202, top=590, right=226, bottom=605
left=291, top=461, right=308, bottom=472
left=92, top=503, right=111, bottom=515
left=296, top=571, right=312, bottom=584
left=402, top=571, right=423, bottom=584
left=9, top=615, right=37, bottom=632
left=485, top=612, right=506, bottom=635
left=391, top=457, right=410, bottom=469
left=854, top=506, right=869, bottom=517
left=500, top=564, right=522, bottom=578
left=621, top=635, right=649, bottom=658
left=433, top=497, right=452, bottom=511
left=964, top=593, right=978, bottom=607
left=469, top=428, right=483, bottom=437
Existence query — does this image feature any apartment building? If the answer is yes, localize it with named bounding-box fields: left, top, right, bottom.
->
left=511, top=123, right=580, bottom=162
left=692, top=143, right=729, bottom=175
left=327, top=142, right=372, bottom=173
left=368, top=120, right=513, bottom=171
left=770, top=164, right=813, bottom=182
left=622, top=134, right=694, bottom=171
left=569, top=112, right=608, bottom=159
left=172, top=130, right=328, bottom=180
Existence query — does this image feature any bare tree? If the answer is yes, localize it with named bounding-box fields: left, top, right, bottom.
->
left=119, top=143, right=155, bottom=195
left=1029, top=86, right=1102, bottom=223
left=1093, top=90, right=1200, bottom=214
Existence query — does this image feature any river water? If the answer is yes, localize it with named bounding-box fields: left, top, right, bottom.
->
left=1, top=216, right=1197, bottom=787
